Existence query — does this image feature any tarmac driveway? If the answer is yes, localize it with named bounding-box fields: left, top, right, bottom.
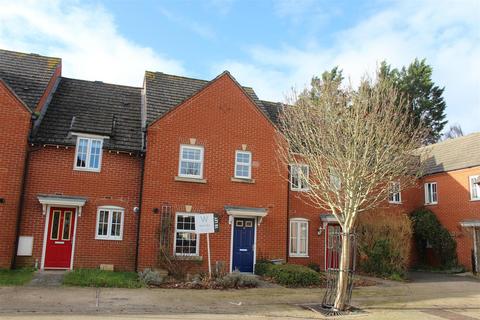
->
left=0, top=272, right=478, bottom=319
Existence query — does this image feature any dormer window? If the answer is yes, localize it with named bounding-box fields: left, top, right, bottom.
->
left=74, top=136, right=103, bottom=172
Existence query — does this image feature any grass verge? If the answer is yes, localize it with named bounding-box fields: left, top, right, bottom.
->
left=0, top=268, right=34, bottom=286
left=63, top=269, right=142, bottom=288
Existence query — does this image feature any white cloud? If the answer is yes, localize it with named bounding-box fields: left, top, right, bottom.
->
left=215, top=0, right=480, bottom=134
left=0, top=0, right=185, bottom=86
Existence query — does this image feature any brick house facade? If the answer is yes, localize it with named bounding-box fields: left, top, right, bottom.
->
left=0, top=48, right=478, bottom=273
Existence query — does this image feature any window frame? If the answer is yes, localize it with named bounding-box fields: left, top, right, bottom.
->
left=290, top=164, right=309, bottom=191
left=95, top=206, right=124, bottom=241
left=289, top=218, right=309, bottom=257
left=173, top=213, right=200, bottom=256
left=74, top=135, right=104, bottom=172
left=178, top=145, right=204, bottom=179
left=424, top=182, right=438, bottom=205
left=469, top=175, right=480, bottom=201
left=388, top=181, right=402, bottom=204
left=234, top=150, right=252, bottom=179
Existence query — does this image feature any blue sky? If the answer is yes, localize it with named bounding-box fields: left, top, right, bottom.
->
left=0, top=0, right=478, bottom=133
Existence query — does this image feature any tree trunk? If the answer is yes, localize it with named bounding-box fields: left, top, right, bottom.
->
left=333, top=232, right=351, bottom=311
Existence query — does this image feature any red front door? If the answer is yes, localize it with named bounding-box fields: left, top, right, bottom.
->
left=44, top=207, right=76, bottom=269
left=325, top=224, right=342, bottom=270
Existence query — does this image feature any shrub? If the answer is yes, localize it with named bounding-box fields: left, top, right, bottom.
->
left=216, top=271, right=259, bottom=288
left=254, top=259, right=273, bottom=276
left=266, top=264, right=321, bottom=287
left=307, top=262, right=321, bottom=272
left=357, top=210, right=412, bottom=278
left=411, top=208, right=458, bottom=268
left=138, top=269, right=164, bottom=286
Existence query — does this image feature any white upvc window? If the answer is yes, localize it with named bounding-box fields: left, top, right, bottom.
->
left=178, top=145, right=204, bottom=179
left=290, top=164, right=309, bottom=191
left=388, top=181, right=402, bottom=204
left=174, top=213, right=199, bottom=256
left=74, top=136, right=103, bottom=171
left=469, top=175, right=480, bottom=201
left=95, top=206, right=124, bottom=240
left=424, top=182, right=438, bottom=205
left=234, top=151, right=252, bottom=179
left=289, top=219, right=308, bottom=257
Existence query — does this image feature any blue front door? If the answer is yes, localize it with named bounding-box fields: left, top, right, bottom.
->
left=232, top=218, right=255, bottom=273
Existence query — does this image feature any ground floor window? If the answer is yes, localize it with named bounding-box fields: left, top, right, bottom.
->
left=96, top=206, right=124, bottom=240
left=174, top=213, right=199, bottom=256
left=289, top=219, right=308, bottom=257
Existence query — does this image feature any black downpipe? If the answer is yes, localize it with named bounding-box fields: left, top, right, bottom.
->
left=286, top=167, right=290, bottom=264
left=12, top=116, right=38, bottom=269
left=134, top=130, right=147, bottom=272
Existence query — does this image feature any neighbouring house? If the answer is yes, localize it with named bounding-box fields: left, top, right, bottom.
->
left=0, top=48, right=478, bottom=273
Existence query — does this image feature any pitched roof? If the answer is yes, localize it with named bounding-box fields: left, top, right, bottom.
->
left=144, top=71, right=281, bottom=125
left=0, top=49, right=61, bottom=110
left=33, top=78, right=143, bottom=152
left=422, top=132, right=480, bottom=175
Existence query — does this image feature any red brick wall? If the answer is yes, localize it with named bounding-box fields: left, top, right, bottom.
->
left=138, top=74, right=288, bottom=271
left=0, top=82, right=31, bottom=269
left=419, top=167, right=480, bottom=269
left=17, top=146, right=142, bottom=271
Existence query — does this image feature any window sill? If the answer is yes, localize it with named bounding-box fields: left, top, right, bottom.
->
left=173, top=255, right=203, bottom=261
left=74, top=167, right=101, bottom=173
left=424, top=203, right=438, bottom=206
left=470, top=198, right=480, bottom=202
left=291, top=188, right=310, bottom=192
left=95, top=237, right=123, bottom=241
left=174, top=176, right=207, bottom=184
left=289, top=255, right=309, bottom=258
left=231, top=177, right=255, bottom=184
left=388, top=201, right=402, bottom=205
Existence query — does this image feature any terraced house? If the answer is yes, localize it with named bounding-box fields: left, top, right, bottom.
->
left=0, top=49, right=479, bottom=273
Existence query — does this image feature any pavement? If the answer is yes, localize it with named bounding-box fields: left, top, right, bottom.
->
left=0, top=272, right=478, bottom=319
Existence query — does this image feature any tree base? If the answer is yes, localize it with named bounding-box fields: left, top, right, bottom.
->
left=301, top=304, right=366, bottom=317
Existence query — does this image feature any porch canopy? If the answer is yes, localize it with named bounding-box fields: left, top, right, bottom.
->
left=460, top=220, right=480, bottom=228
left=37, top=194, right=87, bottom=216
left=225, top=205, right=268, bottom=224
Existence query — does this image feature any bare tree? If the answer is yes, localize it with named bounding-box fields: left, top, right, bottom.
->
left=443, top=124, right=464, bottom=140
left=277, top=74, right=428, bottom=311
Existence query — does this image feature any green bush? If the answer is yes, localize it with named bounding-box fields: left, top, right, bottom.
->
left=307, top=262, right=321, bottom=272
left=254, top=259, right=273, bottom=276
left=357, top=210, right=412, bottom=278
left=266, top=264, right=321, bottom=287
left=411, top=208, right=458, bottom=268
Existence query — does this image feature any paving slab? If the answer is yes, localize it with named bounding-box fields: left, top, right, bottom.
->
left=27, top=270, right=65, bottom=287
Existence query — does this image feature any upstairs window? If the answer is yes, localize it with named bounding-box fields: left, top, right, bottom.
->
left=470, top=175, right=480, bottom=200
left=179, top=145, right=204, bottom=179
left=234, top=151, right=252, bottom=179
left=174, top=213, right=199, bottom=256
left=95, top=207, right=124, bottom=241
left=424, top=182, right=438, bottom=205
left=388, top=181, right=402, bottom=204
left=289, top=219, right=308, bottom=257
left=290, top=164, right=309, bottom=191
left=75, top=136, right=103, bottom=171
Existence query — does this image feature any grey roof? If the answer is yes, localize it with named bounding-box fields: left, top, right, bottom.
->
left=421, top=132, right=480, bottom=175
left=33, top=77, right=143, bottom=152
left=224, top=205, right=267, bottom=213
left=0, top=49, right=60, bottom=110
left=144, top=71, right=281, bottom=125
left=261, top=100, right=283, bottom=125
